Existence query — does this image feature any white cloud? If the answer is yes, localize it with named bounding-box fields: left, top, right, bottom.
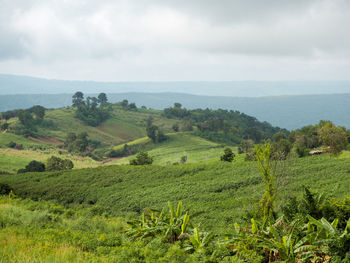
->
left=0, top=0, right=349, bottom=81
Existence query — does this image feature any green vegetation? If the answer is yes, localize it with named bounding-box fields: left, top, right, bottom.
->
left=1, top=152, right=350, bottom=235
left=164, top=103, right=285, bottom=144
left=220, top=147, right=235, bottom=162
left=73, top=92, right=111, bottom=126
left=129, top=152, right=153, bottom=165
left=46, top=156, right=74, bottom=171
left=17, top=160, right=45, bottom=174
left=2, top=155, right=350, bottom=262
left=112, top=133, right=229, bottom=165
left=1, top=95, right=350, bottom=261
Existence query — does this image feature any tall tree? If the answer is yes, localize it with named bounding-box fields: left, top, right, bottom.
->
left=98, top=93, right=108, bottom=105
left=31, top=105, right=45, bottom=123
left=72, top=91, right=84, bottom=107
left=18, top=110, right=34, bottom=127
left=319, top=122, right=348, bottom=156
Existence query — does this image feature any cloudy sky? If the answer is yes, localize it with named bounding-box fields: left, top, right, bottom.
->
left=1, top=0, right=350, bottom=81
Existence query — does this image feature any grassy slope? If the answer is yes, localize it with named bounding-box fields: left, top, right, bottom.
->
left=0, top=132, right=48, bottom=149
left=0, top=148, right=99, bottom=173
left=0, top=196, right=127, bottom=263
left=39, top=106, right=176, bottom=146
left=0, top=106, right=180, bottom=172
left=1, top=153, right=349, bottom=234
left=112, top=133, right=238, bottom=165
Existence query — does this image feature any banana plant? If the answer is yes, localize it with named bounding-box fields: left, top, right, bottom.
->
left=126, top=201, right=194, bottom=242
left=230, top=216, right=321, bottom=263
left=186, top=227, right=214, bottom=252
left=307, top=215, right=350, bottom=260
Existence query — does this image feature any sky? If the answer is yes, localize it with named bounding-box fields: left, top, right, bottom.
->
left=1, top=0, right=350, bottom=82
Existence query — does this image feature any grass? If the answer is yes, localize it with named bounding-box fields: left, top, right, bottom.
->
left=36, top=106, right=177, bottom=147
left=0, top=148, right=99, bottom=173
left=0, top=195, right=127, bottom=262
left=111, top=133, right=243, bottom=165
left=0, top=195, right=217, bottom=262
left=1, top=153, right=349, bottom=234
left=0, top=153, right=32, bottom=173
left=0, top=132, right=48, bottom=149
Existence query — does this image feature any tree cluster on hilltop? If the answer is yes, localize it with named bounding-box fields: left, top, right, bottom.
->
left=72, top=92, right=111, bottom=126
left=163, top=103, right=285, bottom=144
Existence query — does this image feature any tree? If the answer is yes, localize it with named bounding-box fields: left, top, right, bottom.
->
left=319, top=122, right=348, bottom=156
left=121, top=99, right=129, bottom=108
left=30, top=105, right=45, bottom=124
left=220, top=147, right=235, bottom=162
left=74, top=132, right=89, bottom=152
left=18, top=160, right=46, bottom=173
left=72, top=91, right=84, bottom=107
left=130, top=152, right=153, bottom=165
left=18, top=110, right=34, bottom=127
left=172, top=123, right=179, bottom=132
left=128, top=103, right=137, bottom=110
left=174, top=103, right=182, bottom=108
left=273, top=131, right=287, bottom=143
left=238, top=139, right=254, bottom=154
left=46, top=156, right=74, bottom=171
left=272, top=138, right=292, bottom=160
left=147, top=124, right=166, bottom=143
left=1, top=112, right=10, bottom=121
left=65, top=132, right=77, bottom=152
left=98, top=93, right=108, bottom=105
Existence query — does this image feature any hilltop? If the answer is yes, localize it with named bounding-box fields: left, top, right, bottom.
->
left=1, top=92, right=350, bottom=130
left=0, top=97, right=282, bottom=172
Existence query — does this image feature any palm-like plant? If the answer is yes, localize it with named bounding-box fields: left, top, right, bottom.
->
left=186, top=227, right=214, bottom=252
left=126, top=201, right=192, bottom=242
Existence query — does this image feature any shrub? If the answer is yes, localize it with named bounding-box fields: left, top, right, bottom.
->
left=220, top=147, right=235, bottom=162
left=180, top=156, right=187, bottom=164
left=46, top=156, right=74, bottom=171
left=18, top=160, right=46, bottom=174
left=0, top=183, right=12, bottom=195
left=130, top=152, right=153, bottom=165
left=7, top=141, right=17, bottom=148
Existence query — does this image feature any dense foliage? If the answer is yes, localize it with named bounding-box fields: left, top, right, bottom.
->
left=289, top=120, right=349, bottom=157
left=163, top=103, right=285, bottom=144
left=129, top=151, right=153, bottom=165
left=17, top=160, right=46, bottom=174
left=46, top=156, right=74, bottom=171
left=220, top=147, right=235, bottom=162
left=72, top=92, right=111, bottom=126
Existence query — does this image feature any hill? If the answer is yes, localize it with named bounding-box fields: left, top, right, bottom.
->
left=1, top=92, right=350, bottom=130
left=1, top=154, right=349, bottom=234
left=1, top=100, right=283, bottom=172
left=109, top=133, right=233, bottom=165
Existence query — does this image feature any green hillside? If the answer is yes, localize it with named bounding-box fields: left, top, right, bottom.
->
left=111, top=133, right=239, bottom=165
left=1, top=153, right=349, bottom=234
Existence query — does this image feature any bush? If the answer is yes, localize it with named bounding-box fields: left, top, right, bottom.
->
left=46, top=156, right=74, bottom=171
left=130, top=152, right=153, bottom=165
left=7, top=141, right=17, bottom=148
left=0, top=183, right=12, bottom=195
left=18, top=160, right=46, bottom=174
left=220, top=147, right=235, bottom=162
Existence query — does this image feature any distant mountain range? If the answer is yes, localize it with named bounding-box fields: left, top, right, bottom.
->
left=0, top=74, right=350, bottom=97
left=0, top=92, right=349, bottom=130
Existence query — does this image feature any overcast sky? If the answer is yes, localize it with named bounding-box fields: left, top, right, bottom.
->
left=1, top=0, right=350, bottom=81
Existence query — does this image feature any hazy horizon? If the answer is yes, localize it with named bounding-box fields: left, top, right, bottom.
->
left=1, top=73, right=350, bottom=97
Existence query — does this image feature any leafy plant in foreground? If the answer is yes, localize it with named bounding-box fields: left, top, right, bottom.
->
left=126, top=201, right=192, bottom=242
